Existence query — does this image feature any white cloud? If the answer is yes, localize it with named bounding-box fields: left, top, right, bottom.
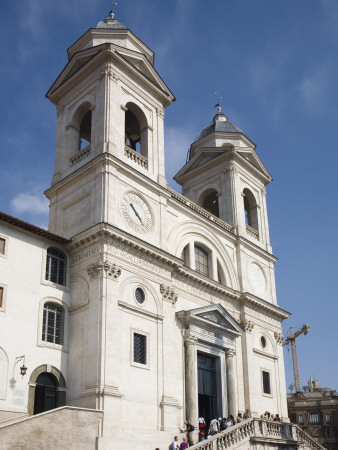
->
left=10, top=190, right=49, bottom=217
left=299, top=67, right=330, bottom=110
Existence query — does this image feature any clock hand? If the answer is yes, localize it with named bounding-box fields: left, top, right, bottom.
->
left=130, top=203, right=144, bottom=225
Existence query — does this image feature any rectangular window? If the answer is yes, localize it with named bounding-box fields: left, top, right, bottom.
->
left=309, top=412, right=320, bottom=424
left=0, top=287, right=3, bottom=308
left=326, top=427, right=334, bottom=439
left=325, top=413, right=331, bottom=423
left=262, top=371, right=271, bottom=395
left=134, top=333, right=147, bottom=365
left=0, top=238, right=5, bottom=255
left=298, top=414, right=304, bottom=424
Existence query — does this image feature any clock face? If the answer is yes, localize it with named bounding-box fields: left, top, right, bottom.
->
left=248, top=262, right=266, bottom=296
left=121, top=191, right=153, bottom=234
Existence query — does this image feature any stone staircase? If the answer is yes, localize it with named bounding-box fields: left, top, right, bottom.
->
left=0, top=409, right=325, bottom=449
left=189, top=418, right=325, bottom=450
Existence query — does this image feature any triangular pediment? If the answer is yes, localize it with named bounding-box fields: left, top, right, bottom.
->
left=177, top=304, right=243, bottom=338
left=174, top=145, right=271, bottom=184
left=47, top=43, right=174, bottom=101
left=174, top=147, right=230, bottom=181
left=237, top=149, right=271, bottom=179
left=196, top=311, right=237, bottom=332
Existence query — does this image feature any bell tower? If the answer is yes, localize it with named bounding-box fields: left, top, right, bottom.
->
left=45, top=12, right=174, bottom=238
left=174, top=108, right=272, bottom=252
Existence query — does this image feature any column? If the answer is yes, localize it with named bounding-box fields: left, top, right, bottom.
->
left=184, top=336, right=197, bottom=444
left=226, top=349, right=238, bottom=417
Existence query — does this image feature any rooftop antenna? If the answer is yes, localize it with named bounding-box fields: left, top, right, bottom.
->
left=214, top=91, right=223, bottom=114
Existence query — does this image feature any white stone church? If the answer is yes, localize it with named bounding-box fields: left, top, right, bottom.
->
left=0, top=12, right=321, bottom=450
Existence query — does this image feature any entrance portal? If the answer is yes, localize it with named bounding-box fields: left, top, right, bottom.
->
left=33, top=372, right=57, bottom=414
left=198, top=353, right=220, bottom=429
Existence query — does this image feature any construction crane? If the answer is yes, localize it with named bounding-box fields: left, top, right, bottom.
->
left=283, top=324, right=310, bottom=393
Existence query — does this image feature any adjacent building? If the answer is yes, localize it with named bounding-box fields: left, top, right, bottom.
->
left=288, top=379, right=338, bottom=449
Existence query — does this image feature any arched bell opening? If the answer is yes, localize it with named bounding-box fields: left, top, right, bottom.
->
left=68, top=101, right=93, bottom=156
left=79, top=110, right=92, bottom=150
left=125, top=102, right=148, bottom=158
left=243, top=188, right=258, bottom=231
left=200, top=189, right=219, bottom=217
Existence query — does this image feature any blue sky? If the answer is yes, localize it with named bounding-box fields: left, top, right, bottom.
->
left=1, top=1, right=337, bottom=391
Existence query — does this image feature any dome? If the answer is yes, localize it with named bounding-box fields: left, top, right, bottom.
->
left=195, top=110, right=242, bottom=142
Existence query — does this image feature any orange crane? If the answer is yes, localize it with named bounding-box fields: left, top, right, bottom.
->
left=283, top=324, right=310, bottom=393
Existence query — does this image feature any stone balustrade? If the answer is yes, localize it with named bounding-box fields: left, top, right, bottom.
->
left=168, top=188, right=234, bottom=233
left=188, top=418, right=325, bottom=450
left=124, top=146, right=148, bottom=168
left=246, top=224, right=259, bottom=240
left=70, top=145, right=91, bottom=166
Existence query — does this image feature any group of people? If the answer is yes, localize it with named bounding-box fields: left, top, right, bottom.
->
left=166, top=410, right=281, bottom=448
left=168, top=435, right=189, bottom=449
left=260, top=411, right=280, bottom=421
left=197, top=410, right=252, bottom=441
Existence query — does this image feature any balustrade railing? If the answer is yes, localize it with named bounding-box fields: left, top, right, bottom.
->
left=168, top=188, right=234, bottom=233
left=124, top=146, right=148, bottom=169
left=188, top=418, right=325, bottom=450
left=70, top=145, right=91, bottom=166
left=246, top=224, right=259, bottom=240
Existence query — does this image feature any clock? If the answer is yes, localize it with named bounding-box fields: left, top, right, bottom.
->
left=121, top=191, right=153, bottom=234
left=247, top=262, right=266, bottom=296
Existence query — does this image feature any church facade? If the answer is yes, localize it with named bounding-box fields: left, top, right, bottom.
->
left=0, top=12, right=291, bottom=449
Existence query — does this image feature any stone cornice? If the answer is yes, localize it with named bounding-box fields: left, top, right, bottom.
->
left=67, top=223, right=288, bottom=322
left=118, top=300, right=163, bottom=321
left=176, top=265, right=240, bottom=300
left=240, top=292, right=290, bottom=321
left=45, top=152, right=277, bottom=264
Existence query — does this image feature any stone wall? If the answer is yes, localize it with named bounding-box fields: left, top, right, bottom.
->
left=0, top=407, right=103, bottom=450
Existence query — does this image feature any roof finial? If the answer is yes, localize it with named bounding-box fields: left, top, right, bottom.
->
left=109, top=1, right=118, bottom=18
left=214, top=91, right=223, bottom=114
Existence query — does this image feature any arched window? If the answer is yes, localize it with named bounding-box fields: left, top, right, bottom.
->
left=194, top=245, right=209, bottom=276
left=201, top=189, right=219, bottom=217
left=42, top=302, right=65, bottom=345
left=243, top=188, right=258, bottom=231
left=79, top=110, right=92, bottom=150
left=46, top=247, right=67, bottom=286
left=125, top=102, right=148, bottom=159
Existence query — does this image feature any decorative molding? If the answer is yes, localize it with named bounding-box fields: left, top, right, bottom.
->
left=87, top=260, right=104, bottom=279
left=156, top=107, right=165, bottom=118
left=160, top=283, right=178, bottom=305
left=240, top=314, right=255, bottom=332
left=103, top=260, right=122, bottom=278
left=87, top=260, right=121, bottom=280
left=274, top=331, right=283, bottom=345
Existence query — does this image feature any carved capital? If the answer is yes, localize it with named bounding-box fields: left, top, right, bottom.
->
left=225, top=349, right=236, bottom=357
left=182, top=329, right=198, bottom=344
left=241, top=319, right=255, bottom=333
left=160, top=284, right=178, bottom=305
left=274, top=331, right=283, bottom=345
left=87, top=260, right=121, bottom=280
left=104, top=260, right=121, bottom=279
left=87, top=260, right=104, bottom=279
left=225, top=162, right=238, bottom=175
left=156, top=107, right=165, bottom=119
